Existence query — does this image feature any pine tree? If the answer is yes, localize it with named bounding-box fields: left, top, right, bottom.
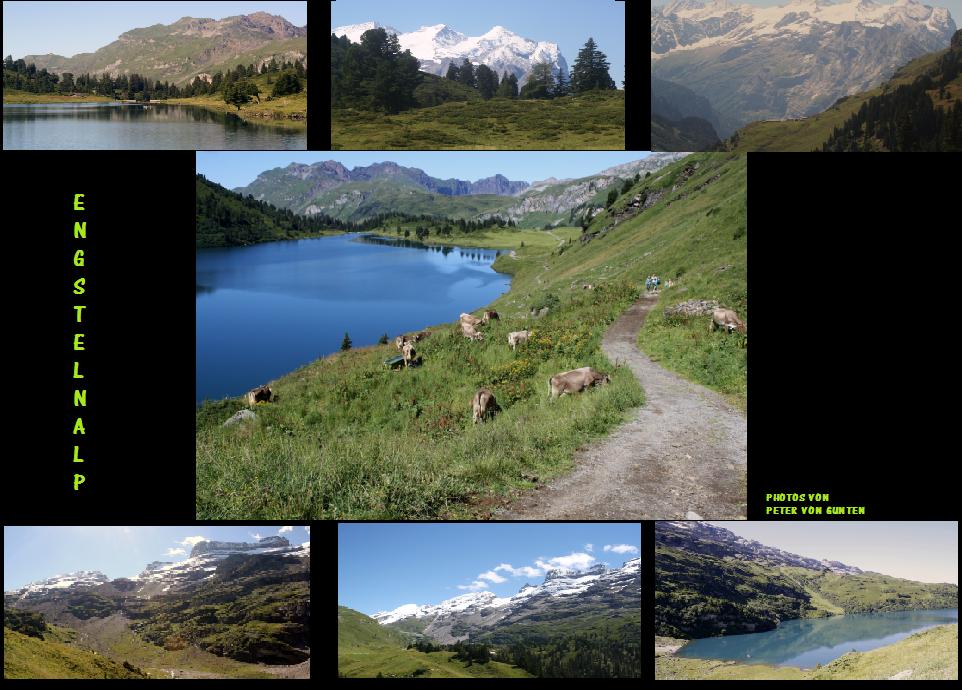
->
left=445, top=62, right=460, bottom=81
left=458, top=58, right=476, bottom=89
left=570, top=38, right=616, bottom=93
left=475, top=64, right=498, bottom=99
left=341, top=332, right=352, bottom=351
left=554, top=69, right=569, bottom=98
left=520, top=62, right=554, bottom=99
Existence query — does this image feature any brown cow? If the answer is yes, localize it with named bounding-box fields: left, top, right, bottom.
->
left=472, top=388, right=499, bottom=423
left=246, top=385, right=273, bottom=407
left=461, top=321, right=484, bottom=341
left=482, top=310, right=500, bottom=324
left=395, top=335, right=409, bottom=351
left=549, top=367, right=610, bottom=399
left=460, top=312, right=483, bottom=327
left=710, top=308, right=746, bottom=334
left=507, top=330, right=530, bottom=351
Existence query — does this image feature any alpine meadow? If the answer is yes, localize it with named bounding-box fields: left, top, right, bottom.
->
left=330, top=0, right=625, bottom=149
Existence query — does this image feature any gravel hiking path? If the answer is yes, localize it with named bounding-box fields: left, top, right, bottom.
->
left=499, top=293, right=747, bottom=519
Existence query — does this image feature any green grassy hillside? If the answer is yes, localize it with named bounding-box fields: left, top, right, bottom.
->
left=655, top=544, right=959, bottom=639
left=3, top=626, right=148, bottom=679
left=337, top=606, right=532, bottom=678
left=656, top=624, right=958, bottom=680
left=331, top=90, right=624, bottom=150
left=196, top=153, right=746, bottom=520
left=727, top=42, right=957, bottom=152
left=338, top=606, right=408, bottom=649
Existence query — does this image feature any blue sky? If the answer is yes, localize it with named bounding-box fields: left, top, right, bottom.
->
left=338, top=522, right=641, bottom=616
left=3, top=525, right=310, bottom=591
left=332, top=0, right=626, bottom=87
left=651, top=0, right=961, bottom=28
left=707, top=522, right=958, bottom=585
left=197, top=151, right=652, bottom=189
left=2, top=1, right=307, bottom=59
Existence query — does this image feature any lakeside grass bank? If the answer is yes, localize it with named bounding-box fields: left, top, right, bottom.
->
left=3, top=89, right=113, bottom=103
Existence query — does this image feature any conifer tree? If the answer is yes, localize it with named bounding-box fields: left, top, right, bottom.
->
left=569, top=38, right=616, bottom=93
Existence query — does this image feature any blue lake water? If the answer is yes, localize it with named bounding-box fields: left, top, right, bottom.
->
left=677, top=608, right=958, bottom=668
left=3, top=102, right=305, bottom=149
left=196, top=233, right=510, bottom=402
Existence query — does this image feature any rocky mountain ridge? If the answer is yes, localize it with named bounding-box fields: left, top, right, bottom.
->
left=234, top=154, right=689, bottom=225
left=332, top=21, right=567, bottom=84
left=657, top=521, right=864, bottom=573
left=21, top=12, right=307, bottom=84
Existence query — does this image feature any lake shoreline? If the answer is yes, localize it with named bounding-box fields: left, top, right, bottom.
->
left=657, top=609, right=959, bottom=679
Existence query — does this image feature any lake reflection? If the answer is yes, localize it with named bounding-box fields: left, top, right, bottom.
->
left=3, top=102, right=305, bottom=149
left=677, top=608, right=959, bottom=668
left=196, top=233, right=509, bottom=401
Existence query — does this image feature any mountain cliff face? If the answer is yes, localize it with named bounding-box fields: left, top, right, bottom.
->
left=374, top=557, right=640, bottom=644
left=332, top=22, right=567, bottom=84
left=235, top=161, right=529, bottom=215
left=22, top=12, right=307, bottom=84
left=651, top=0, right=956, bottom=134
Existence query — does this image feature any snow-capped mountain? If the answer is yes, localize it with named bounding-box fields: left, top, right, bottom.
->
left=651, top=0, right=957, bottom=133
left=373, top=557, right=640, bottom=643
left=332, top=22, right=568, bottom=84
left=132, top=536, right=308, bottom=597
left=656, top=521, right=863, bottom=574
left=7, top=571, right=110, bottom=602
left=652, top=0, right=955, bottom=56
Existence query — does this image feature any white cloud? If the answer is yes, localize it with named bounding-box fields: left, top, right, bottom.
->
left=585, top=543, right=593, bottom=552
left=494, top=563, right=543, bottom=578
left=177, top=536, right=207, bottom=547
left=478, top=570, right=507, bottom=583
left=164, top=548, right=186, bottom=557
left=122, top=527, right=132, bottom=534
left=279, top=526, right=294, bottom=534
left=304, top=526, right=310, bottom=534
left=250, top=532, right=263, bottom=540
left=603, top=544, right=639, bottom=554
left=457, top=580, right=489, bottom=591
left=537, top=552, right=597, bottom=571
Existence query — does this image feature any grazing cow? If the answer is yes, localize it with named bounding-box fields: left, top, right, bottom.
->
left=461, top=321, right=484, bottom=341
left=482, top=310, right=500, bottom=324
left=583, top=284, right=594, bottom=290
left=402, top=342, right=417, bottom=367
left=548, top=367, right=610, bottom=399
left=507, top=330, right=531, bottom=351
left=460, top=312, right=482, bottom=327
left=710, top=308, right=746, bottom=334
left=472, top=388, right=499, bottom=423
left=246, top=385, right=273, bottom=407
left=395, top=335, right=408, bottom=351
left=412, top=331, right=430, bottom=342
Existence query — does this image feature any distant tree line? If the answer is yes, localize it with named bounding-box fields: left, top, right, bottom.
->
left=331, top=29, right=617, bottom=113
left=2, top=54, right=304, bottom=103
left=821, top=38, right=962, bottom=151
left=196, top=175, right=351, bottom=247
left=499, top=627, right=640, bottom=678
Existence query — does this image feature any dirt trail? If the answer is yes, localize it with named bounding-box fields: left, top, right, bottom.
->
left=500, top=293, right=746, bottom=519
